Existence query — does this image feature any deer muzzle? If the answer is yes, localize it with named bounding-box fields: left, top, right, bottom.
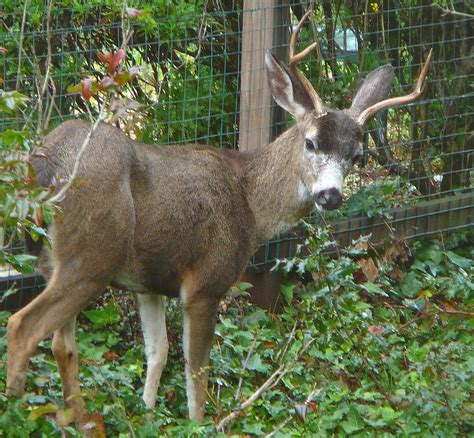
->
left=314, top=188, right=343, bottom=211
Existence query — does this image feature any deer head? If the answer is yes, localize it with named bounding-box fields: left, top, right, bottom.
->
left=265, top=11, right=432, bottom=211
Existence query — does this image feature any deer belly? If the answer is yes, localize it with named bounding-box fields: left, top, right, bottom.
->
left=111, top=271, right=181, bottom=298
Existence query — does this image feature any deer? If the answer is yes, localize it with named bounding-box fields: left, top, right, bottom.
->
left=6, top=11, right=431, bottom=424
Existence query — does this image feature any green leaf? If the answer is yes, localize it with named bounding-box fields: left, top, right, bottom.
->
left=27, top=403, right=58, bottom=421
left=416, top=242, right=443, bottom=264
left=444, top=251, right=471, bottom=270
left=361, top=282, right=388, bottom=296
left=340, top=406, right=365, bottom=433
left=246, top=354, right=269, bottom=373
left=83, top=301, right=120, bottom=328
left=281, top=283, right=295, bottom=304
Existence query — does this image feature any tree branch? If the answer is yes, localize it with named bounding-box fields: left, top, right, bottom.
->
left=436, top=4, right=474, bottom=18
left=47, top=107, right=106, bottom=204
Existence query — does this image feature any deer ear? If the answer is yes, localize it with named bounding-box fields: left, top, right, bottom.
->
left=265, top=50, right=314, bottom=118
left=349, top=65, right=395, bottom=118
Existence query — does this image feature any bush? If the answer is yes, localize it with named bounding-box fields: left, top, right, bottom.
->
left=1, top=227, right=472, bottom=436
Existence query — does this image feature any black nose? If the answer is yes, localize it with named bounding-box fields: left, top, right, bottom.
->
left=315, top=188, right=343, bottom=210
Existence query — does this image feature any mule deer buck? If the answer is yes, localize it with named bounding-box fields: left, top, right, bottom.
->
left=7, top=11, right=432, bottom=423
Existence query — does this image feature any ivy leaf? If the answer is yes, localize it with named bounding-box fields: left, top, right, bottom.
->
left=281, top=283, right=295, bottom=304
left=83, top=301, right=120, bottom=328
left=444, top=251, right=471, bottom=270
left=361, top=282, right=388, bottom=296
left=246, top=354, right=268, bottom=373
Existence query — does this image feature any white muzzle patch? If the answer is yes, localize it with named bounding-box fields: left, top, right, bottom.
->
left=311, top=157, right=344, bottom=198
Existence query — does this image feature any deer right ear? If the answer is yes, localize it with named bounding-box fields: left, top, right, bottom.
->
left=265, top=50, right=314, bottom=118
left=349, top=65, right=395, bottom=121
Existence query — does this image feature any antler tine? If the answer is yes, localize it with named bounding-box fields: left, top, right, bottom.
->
left=289, top=10, right=319, bottom=67
left=287, top=9, right=325, bottom=115
left=357, top=49, right=433, bottom=126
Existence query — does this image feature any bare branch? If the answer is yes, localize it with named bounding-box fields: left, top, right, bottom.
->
left=216, top=334, right=314, bottom=432
left=234, top=335, right=258, bottom=400
left=215, top=363, right=286, bottom=431
left=47, top=107, right=107, bottom=204
left=436, top=4, right=474, bottom=18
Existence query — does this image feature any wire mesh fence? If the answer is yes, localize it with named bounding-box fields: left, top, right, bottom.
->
left=1, top=1, right=472, bottom=305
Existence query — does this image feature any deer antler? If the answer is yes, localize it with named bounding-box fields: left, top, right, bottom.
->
left=288, top=10, right=325, bottom=115
left=357, top=49, right=433, bottom=126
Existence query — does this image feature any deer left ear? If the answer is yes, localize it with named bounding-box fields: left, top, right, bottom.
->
left=265, top=50, right=315, bottom=118
left=349, top=65, right=395, bottom=118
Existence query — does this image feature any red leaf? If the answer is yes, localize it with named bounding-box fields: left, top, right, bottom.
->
left=368, top=324, right=384, bottom=335
left=0, top=47, right=7, bottom=55
left=103, top=351, right=119, bottom=361
left=98, top=50, right=112, bottom=64
left=126, top=7, right=142, bottom=17
left=81, top=78, right=93, bottom=101
left=108, top=49, right=126, bottom=74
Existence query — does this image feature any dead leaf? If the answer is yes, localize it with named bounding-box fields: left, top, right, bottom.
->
left=357, top=257, right=379, bottom=282
left=368, top=324, right=384, bottom=335
left=81, top=412, right=106, bottom=438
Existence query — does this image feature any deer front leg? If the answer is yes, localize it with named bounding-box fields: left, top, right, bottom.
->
left=136, top=293, right=169, bottom=409
left=182, top=295, right=219, bottom=421
left=51, top=317, right=85, bottom=424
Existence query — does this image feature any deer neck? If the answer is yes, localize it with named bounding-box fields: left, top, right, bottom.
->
left=243, top=126, right=313, bottom=243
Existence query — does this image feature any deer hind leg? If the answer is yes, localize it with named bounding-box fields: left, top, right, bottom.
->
left=181, top=273, right=220, bottom=421
left=6, top=270, right=108, bottom=403
left=136, top=293, right=169, bottom=409
left=51, top=316, right=84, bottom=423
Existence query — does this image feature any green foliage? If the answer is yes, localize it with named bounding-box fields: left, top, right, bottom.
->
left=0, top=92, right=56, bottom=275
left=1, top=229, right=472, bottom=436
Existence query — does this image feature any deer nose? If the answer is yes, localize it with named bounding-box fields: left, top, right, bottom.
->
left=315, top=188, right=343, bottom=210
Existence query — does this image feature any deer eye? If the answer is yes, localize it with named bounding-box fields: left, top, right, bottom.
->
left=305, top=139, right=316, bottom=152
